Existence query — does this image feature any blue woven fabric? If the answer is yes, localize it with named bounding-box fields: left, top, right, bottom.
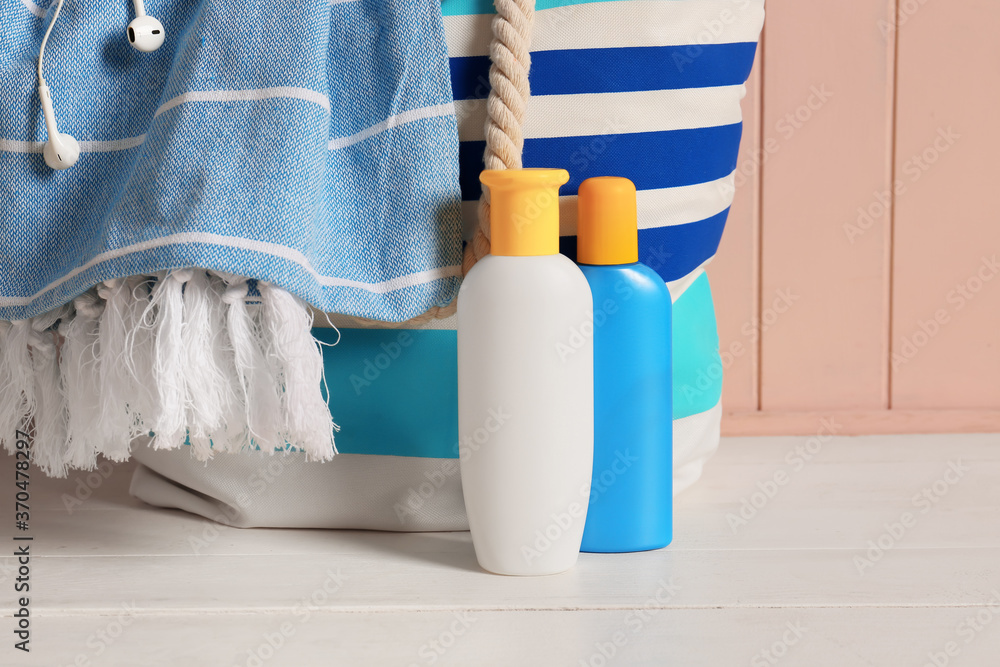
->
left=0, top=0, right=463, bottom=322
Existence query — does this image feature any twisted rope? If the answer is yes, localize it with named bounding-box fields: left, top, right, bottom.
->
left=465, top=0, right=535, bottom=274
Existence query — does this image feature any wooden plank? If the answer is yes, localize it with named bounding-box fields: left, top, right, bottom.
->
left=5, top=546, right=999, bottom=614
left=708, top=48, right=762, bottom=413
left=18, top=607, right=1000, bottom=667
left=890, top=0, right=1000, bottom=409
left=758, top=0, right=896, bottom=410
left=723, top=410, right=1000, bottom=435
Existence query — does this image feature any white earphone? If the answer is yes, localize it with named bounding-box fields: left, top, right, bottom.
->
left=127, top=0, right=165, bottom=53
left=38, top=1, right=165, bottom=170
left=37, top=0, right=79, bottom=170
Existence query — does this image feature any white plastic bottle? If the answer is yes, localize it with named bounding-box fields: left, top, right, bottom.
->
left=458, top=169, right=594, bottom=576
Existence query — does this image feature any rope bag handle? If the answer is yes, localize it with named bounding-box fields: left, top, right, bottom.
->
left=464, top=0, right=535, bottom=273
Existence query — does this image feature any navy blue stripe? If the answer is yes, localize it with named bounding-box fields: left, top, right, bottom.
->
left=638, top=208, right=729, bottom=283
left=558, top=208, right=729, bottom=283
left=450, top=43, right=758, bottom=100
left=450, top=57, right=493, bottom=101
left=459, top=124, right=742, bottom=201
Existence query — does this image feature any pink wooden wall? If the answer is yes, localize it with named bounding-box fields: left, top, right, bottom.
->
left=709, top=0, right=1000, bottom=435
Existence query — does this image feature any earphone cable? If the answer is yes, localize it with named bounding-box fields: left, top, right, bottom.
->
left=37, top=0, right=66, bottom=86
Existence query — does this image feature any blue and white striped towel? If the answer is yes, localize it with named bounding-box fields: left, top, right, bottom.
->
left=0, top=0, right=463, bottom=323
left=0, top=0, right=464, bottom=475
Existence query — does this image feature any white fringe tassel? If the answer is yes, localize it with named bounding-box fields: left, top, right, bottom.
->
left=217, top=273, right=282, bottom=453
left=60, top=291, right=105, bottom=470
left=0, top=321, right=18, bottom=453
left=1, top=270, right=337, bottom=476
left=2, top=322, right=35, bottom=449
left=125, top=276, right=159, bottom=437
left=96, top=279, right=134, bottom=461
left=150, top=270, right=191, bottom=451
left=181, top=270, right=231, bottom=460
left=259, top=281, right=338, bottom=462
left=29, top=322, right=68, bottom=477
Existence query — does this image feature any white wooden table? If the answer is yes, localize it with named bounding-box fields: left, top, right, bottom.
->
left=2, top=433, right=999, bottom=666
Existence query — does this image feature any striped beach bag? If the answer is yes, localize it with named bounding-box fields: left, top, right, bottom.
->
left=130, top=0, right=765, bottom=529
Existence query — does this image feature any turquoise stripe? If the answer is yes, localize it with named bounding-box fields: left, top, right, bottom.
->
left=442, top=0, right=680, bottom=17
left=315, top=328, right=459, bottom=459
left=315, top=269, right=721, bottom=458
left=672, top=272, right=722, bottom=419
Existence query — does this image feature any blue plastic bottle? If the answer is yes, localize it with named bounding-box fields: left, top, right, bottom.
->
left=576, top=177, right=673, bottom=553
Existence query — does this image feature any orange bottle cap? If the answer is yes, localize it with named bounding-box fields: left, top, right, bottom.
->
left=480, top=169, right=570, bottom=256
left=576, top=176, right=639, bottom=265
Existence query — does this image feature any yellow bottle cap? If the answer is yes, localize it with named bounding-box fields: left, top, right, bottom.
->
left=576, top=176, right=639, bottom=265
left=480, top=168, right=570, bottom=256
